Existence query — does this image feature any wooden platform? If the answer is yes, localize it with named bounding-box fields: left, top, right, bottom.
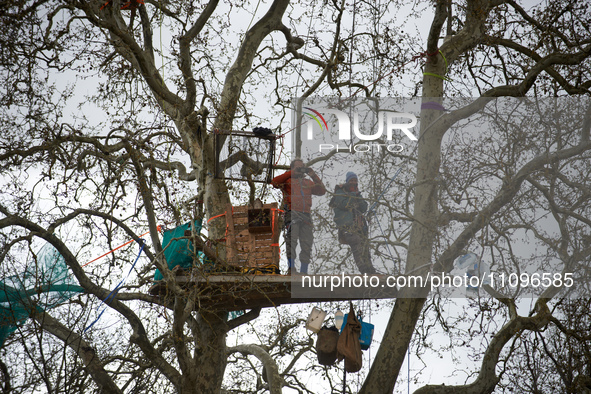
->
left=149, top=273, right=398, bottom=312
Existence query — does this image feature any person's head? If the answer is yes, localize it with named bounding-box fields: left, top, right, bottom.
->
left=290, top=158, right=304, bottom=169
left=291, top=159, right=306, bottom=177
left=345, top=171, right=358, bottom=192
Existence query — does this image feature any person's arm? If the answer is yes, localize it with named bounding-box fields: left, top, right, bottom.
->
left=332, top=188, right=367, bottom=213
left=307, top=169, right=326, bottom=196
left=357, top=194, right=368, bottom=213
left=270, top=170, right=292, bottom=189
left=331, top=187, right=355, bottom=210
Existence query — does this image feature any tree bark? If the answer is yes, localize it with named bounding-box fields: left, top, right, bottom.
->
left=360, top=1, right=497, bottom=391
left=34, top=312, right=123, bottom=394
left=228, top=344, right=284, bottom=394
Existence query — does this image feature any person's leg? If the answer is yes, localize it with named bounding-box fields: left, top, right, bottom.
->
left=284, top=212, right=297, bottom=274
left=359, top=236, right=375, bottom=274
left=341, top=231, right=375, bottom=274
left=298, top=219, right=314, bottom=274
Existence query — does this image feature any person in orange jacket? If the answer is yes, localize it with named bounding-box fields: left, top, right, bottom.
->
left=271, top=159, right=326, bottom=274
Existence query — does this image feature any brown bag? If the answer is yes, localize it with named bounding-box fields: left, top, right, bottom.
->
left=316, top=326, right=339, bottom=366
left=337, top=303, right=362, bottom=372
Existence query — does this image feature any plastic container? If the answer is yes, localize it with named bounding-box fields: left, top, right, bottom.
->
left=305, top=307, right=327, bottom=333
left=456, top=252, right=490, bottom=296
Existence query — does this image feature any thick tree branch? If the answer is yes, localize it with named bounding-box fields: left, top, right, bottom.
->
left=33, top=311, right=123, bottom=394
left=178, top=0, right=219, bottom=115
left=482, top=40, right=591, bottom=96
left=172, top=295, right=194, bottom=377
left=439, top=0, right=494, bottom=66
left=228, top=344, right=283, bottom=394
left=426, top=0, right=448, bottom=55
left=226, top=308, right=261, bottom=331
left=138, top=4, right=154, bottom=63
left=414, top=305, right=552, bottom=394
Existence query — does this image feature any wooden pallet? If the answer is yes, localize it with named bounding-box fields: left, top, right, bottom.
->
left=224, top=203, right=281, bottom=270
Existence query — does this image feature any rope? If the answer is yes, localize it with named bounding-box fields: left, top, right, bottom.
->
left=81, top=226, right=161, bottom=268
left=84, top=239, right=146, bottom=333
left=421, top=101, right=447, bottom=111
left=423, top=72, right=452, bottom=82
left=100, top=0, right=144, bottom=10
left=207, top=212, right=227, bottom=224
left=422, top=50, right=451, bottom=81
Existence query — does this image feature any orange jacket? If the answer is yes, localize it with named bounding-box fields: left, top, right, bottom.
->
left=271, top=170, right=326, bottom=213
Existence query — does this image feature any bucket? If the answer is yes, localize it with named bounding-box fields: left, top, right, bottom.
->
left=305, top=306, right=327, bottom=333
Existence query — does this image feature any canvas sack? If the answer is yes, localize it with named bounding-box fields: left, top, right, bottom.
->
left=336, top=303, right=363, bottom=372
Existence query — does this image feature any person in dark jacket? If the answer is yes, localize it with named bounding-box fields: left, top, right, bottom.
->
left=330, top=172, right=376, bottom=274
left=271, top=159, right=326, bottom=274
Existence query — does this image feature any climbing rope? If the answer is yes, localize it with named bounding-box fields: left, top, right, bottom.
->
left=84, top=239, right=146, bottom=332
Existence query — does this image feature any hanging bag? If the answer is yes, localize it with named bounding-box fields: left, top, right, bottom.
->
left=316, top=325, right=339, bottom=366
left=340, top=313, right=374, bottom=351
left=336, top=303, right=363, bottom=372
left=358, top=315, right=374, bottom=351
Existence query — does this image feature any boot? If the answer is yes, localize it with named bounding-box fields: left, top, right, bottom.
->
left=300, top=263, right=309, bottom=274
left=286, top=259, right=294, bottom=275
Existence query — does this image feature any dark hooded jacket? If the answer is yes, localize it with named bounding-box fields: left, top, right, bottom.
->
left=330, top=184, right=368, bottom=233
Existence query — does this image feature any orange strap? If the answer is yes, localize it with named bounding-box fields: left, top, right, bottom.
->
left=271, top=208, right=276, bottom=238
left=271, top=208, right=280, bottom=258
left=271, top=242, right=280, bottom=259
left=270, top=208, right=284, bottom=239
left=206, top=209, right=231, bottom=240
left=207, top=212, right=227, bottom=224
left=81, top=225, right=161, bottom=267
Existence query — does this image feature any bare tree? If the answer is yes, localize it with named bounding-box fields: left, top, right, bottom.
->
left=0, top=1, right=590, bottom=393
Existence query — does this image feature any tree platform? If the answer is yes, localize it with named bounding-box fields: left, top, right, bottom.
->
left=148, top=272, right=397, bottom=312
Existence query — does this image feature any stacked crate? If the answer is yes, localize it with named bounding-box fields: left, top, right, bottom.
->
left=224, top=202, right=281, bottom=273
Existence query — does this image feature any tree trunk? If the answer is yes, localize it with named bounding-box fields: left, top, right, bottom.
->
left=360, top=39, right=446, bottom=394
left=194, top=311, right=229, bottom=394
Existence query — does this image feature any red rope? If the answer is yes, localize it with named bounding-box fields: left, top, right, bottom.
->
left=100, top=0, right=144, bottom=10
left=81, top=225, right=161, bottom=268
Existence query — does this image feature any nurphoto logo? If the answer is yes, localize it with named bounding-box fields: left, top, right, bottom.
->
left=301, top=105, right=418, bottom=153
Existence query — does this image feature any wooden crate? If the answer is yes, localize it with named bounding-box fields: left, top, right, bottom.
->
left=225, top=203, right=280, bottom=270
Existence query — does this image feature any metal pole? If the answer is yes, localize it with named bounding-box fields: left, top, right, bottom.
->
left=407, top=345, right=410, bottom=394
left=295, top=97, right=303, bottom=159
